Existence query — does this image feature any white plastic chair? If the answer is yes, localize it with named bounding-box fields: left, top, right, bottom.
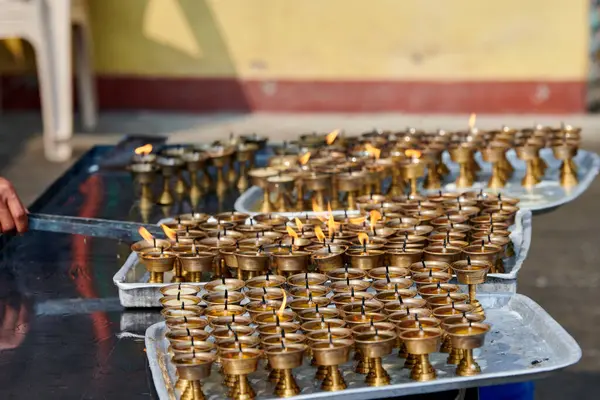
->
left=0, top=0, right=97, bottom=162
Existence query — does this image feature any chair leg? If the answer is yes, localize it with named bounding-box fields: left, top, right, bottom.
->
left=47, top=0, right=74, bottom=150
left=31, top=36, right=71, bottom=162
left=74, top=23, right=97, bottom=131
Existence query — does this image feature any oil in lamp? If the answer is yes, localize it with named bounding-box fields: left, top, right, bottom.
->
left=211, top=325, right=255, bottom=342
left=220, top=348, right=263, bottom=400
left=209, top=314, right=252, bottom=329
left=330, top=278, right=371, bottom=294
left=399, top=327, right=442, bottom=381
left=202, top=290, right=244, bottom=307
left=408, top=260, right=450, bottom=275
left=245, top=299, right=284, bottom=319
left=462, top=240, right=501, bottom=275
left=417, top=282, right=460, bottom=299
left=161, top=305, right=205, bottom=320
left=451, top=257, right=491, bottom=316
left=204, top=304, right=245, bottom=322
left=367, top=266, right=410, bottom=280
left=383, top=297, right=427, bottom=315
left=140, top=249, right=176, bottom=283
left=374, top=287, right=417, bottom=304
left=245, top=273, right=286, bottom=289
left=166, top=328, right=210, bottom=345
left=343, top=311, right=388, bottom=329
left=427, top=292, right=470, bottom=310
left=170, top=340, right=215, bottom=356
left=354, top=330, right=397, bottom=386
left=289, top=284, right=330, bottom=299
left=371, top=276, right=413, bottom=293
left=205, top=277, right=245, bottom=292
left=287, top=272, right=328, bottom=287
left=341, top=298, right=384, bottom=316
left=236, top=143, right=258, bottom=191
left=248, top=167, right=278, bottom=213
left=265, top=342, right=307, bottom=397
left=165, top=316, right=209, bottom=332
left=412, top=270, right=452, bottom=287
left=257, top=320, right=300, bottom=338
left=172, top=352, right=215, bottom=400
left=446, top=322, right=491, bottom=376
left=253, top=309, right=296, bottom=325
left=160, top=283, right=199, bottom=297
left=289, top=295, right=330, bottom=313
left=326, top=265, right=366, bottom=281
left=298, top=305, right=341, bottom=322
left=246, top=287, right=286, bottom=301
left=386, top=247, right=423, bottom=268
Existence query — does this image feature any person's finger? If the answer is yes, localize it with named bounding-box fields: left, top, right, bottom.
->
left=6, top=196, right=28, bottom=233
left=1, top=303, right=17, bottom=335
left=0, top=204, right=15, bottom=233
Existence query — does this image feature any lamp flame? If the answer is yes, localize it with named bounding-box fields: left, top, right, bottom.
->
left=468, top=113, right=477, bottom=130
left=314, top=226, right=326, bottom=242
left=134, top=144, right=153, bottom=155
left=328, top=213, right=336, bottom=240
left=369, top=210, right=382, bottom=234
left=349, top=216, right=366, bottom=225
left=161, top=224, right=177, bottom=241
left=286, top=226, right=299, bottom=240
left=299, top=152, right=311, bottom=165
left=138, top=227, right=154, bottom=242
left=357, top=232, right=370, bottom=246
left=326, top=129, right=340, bottom=145
left=405, top=149, right=422, bottom=159
left=277, top=288, right=287, bottom=316
left=312, top=198, right=327, bottom=222
left=294, top=217, right=304, bottom=232
left=364, top=143, right=381, bottom=160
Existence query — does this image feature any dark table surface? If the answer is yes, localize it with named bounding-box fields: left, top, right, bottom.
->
left=0, top=145, right=475, bottom=400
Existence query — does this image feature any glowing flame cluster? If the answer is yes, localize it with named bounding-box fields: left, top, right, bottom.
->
left=294, top=217, right=304, bottom=232
left=405, top=149, right=422, bottom=159
left=314, top=226, right=326, bottom=242
left=369, top=210, right=382, bottom=234
left=134, top=144, right=153, bottom=155
left=286, top=226, right=299, bottom=240
left=357, top=232, right=370, bottom=246
left=326, top=129, right=340, bottom=145
left=138, top=227, right=154, bottom=242
left=161, top=224, right=177, bottom=240
left=299, top=152, right=311, bottom=166
left=364, top=143, right=381, bottom=160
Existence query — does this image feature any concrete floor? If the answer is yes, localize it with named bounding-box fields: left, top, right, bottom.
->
left=1, top=111, right=599, bottom=399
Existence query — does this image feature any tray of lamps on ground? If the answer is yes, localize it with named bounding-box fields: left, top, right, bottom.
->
left=113, top=198, right=531, bottom=307
left=145, top=287, right=581, bottom=400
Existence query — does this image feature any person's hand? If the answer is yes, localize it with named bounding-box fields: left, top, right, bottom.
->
left=0, top=178, right=28, bottom=233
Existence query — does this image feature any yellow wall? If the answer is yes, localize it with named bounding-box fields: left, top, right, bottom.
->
left=0, top=0, right=589, bottom=81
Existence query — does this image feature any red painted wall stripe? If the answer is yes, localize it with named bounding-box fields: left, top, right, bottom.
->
left=0, top=75, right=586, bottom=113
